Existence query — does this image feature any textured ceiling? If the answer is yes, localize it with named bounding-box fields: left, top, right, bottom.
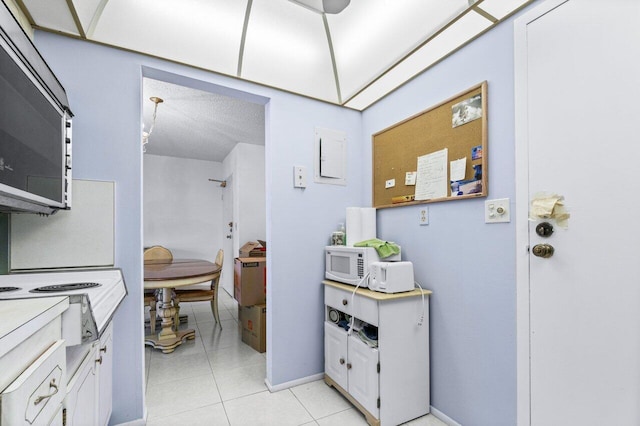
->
left=10, top=0, right=533, bottom=160
left=142, top=78, right=265, bottom=162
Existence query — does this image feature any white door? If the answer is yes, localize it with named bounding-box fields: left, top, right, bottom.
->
left=324, top=322, right=348, bottom=390
left=348, top=334, right=379, bottom=418
left=222, top=174, right=234, bottom=295
left=97, top=323, right=113, bottom=426
left=516, top=0, right=640, bottom=424
left=66, top=349, right=98, bottom=426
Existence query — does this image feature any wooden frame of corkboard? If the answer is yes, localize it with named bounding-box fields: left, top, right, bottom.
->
left=372, top=81, right=487, bottom=209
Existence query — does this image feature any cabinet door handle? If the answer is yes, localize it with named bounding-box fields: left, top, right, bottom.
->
left=342, top=299, right=348, bottom=306
left=346, top=363, right=352, bottom=370
left=96, top=355, right=103, bottom=365
left=34, top=379, right=58, bottom=405
left=100, top=345, right=107, bottom=354
left=339, top=358, right=345, bottom=365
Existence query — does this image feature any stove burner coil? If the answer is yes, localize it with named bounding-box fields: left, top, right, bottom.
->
left=0, top=287, right=21, bottom=293
left=30, top=282, right=102, bottom=293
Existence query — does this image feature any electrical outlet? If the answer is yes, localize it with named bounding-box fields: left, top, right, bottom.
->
left=419, top=208, right=429, bottom=225
left=485, top=198, right=510, bottom=223
left=294, top=166, right=307, bottom=188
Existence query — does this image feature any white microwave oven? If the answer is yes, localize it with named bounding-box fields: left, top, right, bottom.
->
left=325, top=246, right=401, bottom=286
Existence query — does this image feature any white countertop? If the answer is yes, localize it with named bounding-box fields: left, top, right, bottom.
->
left=0, top=297, right=69, bottom=359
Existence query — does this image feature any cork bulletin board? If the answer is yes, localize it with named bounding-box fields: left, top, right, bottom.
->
left=372, top=82, right=487, bottom=209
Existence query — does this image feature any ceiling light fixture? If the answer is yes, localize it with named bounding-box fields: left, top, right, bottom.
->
left=289, top=0, right=351, bottom=14
left=142, top=96, right=163, bottom=152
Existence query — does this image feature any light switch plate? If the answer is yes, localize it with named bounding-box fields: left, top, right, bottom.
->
left=485, top=198, right=510, bottom=223
left=294, top=166, right=307, bottom=188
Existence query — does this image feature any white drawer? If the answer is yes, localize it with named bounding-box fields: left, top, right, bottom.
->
left=325, top=285, right=378, bottom=326
left=1, top=340, right=66, bottom=426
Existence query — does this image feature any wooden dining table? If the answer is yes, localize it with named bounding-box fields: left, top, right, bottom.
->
left=144, top=258, right=221, bottom=353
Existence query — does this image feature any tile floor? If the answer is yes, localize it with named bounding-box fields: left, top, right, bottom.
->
left=145, top=290, right=447, bottom=426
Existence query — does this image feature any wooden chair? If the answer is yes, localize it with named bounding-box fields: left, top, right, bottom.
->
left=143, top=246, right=173, bottom=334
left=173, top=249, right=224, bottom=329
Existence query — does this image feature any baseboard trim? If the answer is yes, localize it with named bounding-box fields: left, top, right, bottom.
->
left=265, top=373, right=325, bottom=392
left=431, top=406, right=462, bottom=426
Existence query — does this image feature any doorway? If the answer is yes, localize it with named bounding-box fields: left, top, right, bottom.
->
left=141, top=70, right=268, bottom=361
left=141, top=73, right=266, bottom=275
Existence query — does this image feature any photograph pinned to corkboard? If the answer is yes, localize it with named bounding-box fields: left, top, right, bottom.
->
left=372, top=81, right=487, bottom=209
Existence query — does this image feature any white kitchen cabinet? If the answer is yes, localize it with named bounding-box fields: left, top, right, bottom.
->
left=65, top=344, right=98, bottom=426
left=0, top=298, right=69, bottom=426
left=97, top=321, right=113, bottom=426
left=323, top=280, right=431, bottom=426
left=65, top=321, right=114, bottom=426
left=325, top=324, right=380, bottom=416
left=1, top=340, right=67, bottom=425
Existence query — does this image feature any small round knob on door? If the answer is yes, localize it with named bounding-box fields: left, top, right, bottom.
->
left=535, top=222, right=554, bottom=237
left=339, top=358, right=345, bottom=365
left=532, top=243, right=555, bottom=258
left=342, top=299, right=348, bottom=306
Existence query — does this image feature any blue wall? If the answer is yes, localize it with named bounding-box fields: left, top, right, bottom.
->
left=35, top=32, right=362, bottom=423
left=34, top=37, right=147, bottom=423
left=34, top=4, right=535, bottom=423
left=362, top=14, right=523, bottom=426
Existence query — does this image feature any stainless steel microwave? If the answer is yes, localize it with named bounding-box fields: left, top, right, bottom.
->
left=0, top=3, right=73, bottom=215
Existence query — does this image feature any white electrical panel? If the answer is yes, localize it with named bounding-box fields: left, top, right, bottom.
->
left=314, top=127, right=346, bottom=185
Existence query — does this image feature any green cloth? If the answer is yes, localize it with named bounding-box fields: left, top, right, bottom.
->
left=353, top=238, right=400, bottom=259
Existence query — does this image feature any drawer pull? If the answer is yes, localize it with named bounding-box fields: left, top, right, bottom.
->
left=342, top=299, right=348, bottom=306
left=34, top=379, right=58, bottom=405
left=339, top=358, right=345, bottom=365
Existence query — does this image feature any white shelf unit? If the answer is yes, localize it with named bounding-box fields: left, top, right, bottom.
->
left=323, top=280, right=431, bottom=426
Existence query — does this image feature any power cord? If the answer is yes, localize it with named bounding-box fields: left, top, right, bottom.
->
left=414, top=280, right=426, bottom=326
left=347, top=273, right=369, bottom=336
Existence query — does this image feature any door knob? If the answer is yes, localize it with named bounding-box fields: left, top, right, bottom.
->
left=535, top=222, right=554, bottom=237
left=532, top=243, right=554, bottom=258
left=226, top=235, right=232, bottom=239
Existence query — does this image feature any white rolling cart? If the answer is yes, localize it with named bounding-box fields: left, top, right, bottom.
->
left=323, top=280, right=431, bottom=426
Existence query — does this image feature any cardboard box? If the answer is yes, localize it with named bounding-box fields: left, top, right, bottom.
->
left=239, top=304, right=266, bottom=353
left=234, top=257, right=266, bottom=306
left=239, top=241, right=267, bottom=258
